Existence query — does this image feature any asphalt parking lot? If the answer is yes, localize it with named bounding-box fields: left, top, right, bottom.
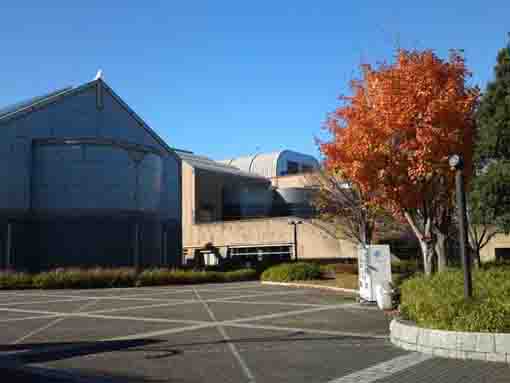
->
left=0, top=282, right=508, bottom=383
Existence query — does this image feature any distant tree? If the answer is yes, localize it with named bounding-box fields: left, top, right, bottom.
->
left=321, top=49, right=479, bottom=274
left=471, top=42, right=510, bottom=240
left=467, top=177, right=501, bottom=267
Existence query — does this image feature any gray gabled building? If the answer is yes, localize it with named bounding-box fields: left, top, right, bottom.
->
left=0, top=78, right=181, bottom=270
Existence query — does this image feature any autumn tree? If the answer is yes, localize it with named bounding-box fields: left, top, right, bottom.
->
left=321, top=49, right=479, bottom=274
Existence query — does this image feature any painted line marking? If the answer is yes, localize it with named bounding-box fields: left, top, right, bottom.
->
left=0, top=299, right=361, bottom=328
left=105, top=323, right=214, bottom=341
left=193, top=287, right=256, bottom=383
left=325, top=352, right=433, bottom=383
left=78, top=313, right=206, bottom=325
left=0, top=297, right=93, bottom=307
left=211, top=299, right=328, bottom=308
left=12, top=299, right=99, bottom=344
left=225, top=322, right=388, bottom=340
left=0, top=288, right=302, bottom=311
left=83, top=290, right=308, bottom=315
left=0, top=281, right=264, bottom=300
left=0, top=314, right=60, bottom=323
left=227, top=303, right=358, bottom=324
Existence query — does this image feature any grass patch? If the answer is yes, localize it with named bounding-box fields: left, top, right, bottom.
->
left=400, top=266, right=510, bottom=333
left=0, top=268, right=257, bottom=290
left=261, top=262, right=322, bottom=282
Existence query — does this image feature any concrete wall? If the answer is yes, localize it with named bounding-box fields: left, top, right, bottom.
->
left=480, top=232, right=510, bottom=262
left=181, top=165, right=354, bottom=262
left=270, top=174, right=314, bottom=188
left=183, top=216, right=356, bottom=261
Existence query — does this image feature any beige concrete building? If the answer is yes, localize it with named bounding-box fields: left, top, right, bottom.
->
left=480, top=233, right=510, bottom=262
left=177, top=150, right=356, bottom=265
left=176, top=148, right=510, bottom=266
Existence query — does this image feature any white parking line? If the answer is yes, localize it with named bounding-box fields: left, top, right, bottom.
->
left=0, top=282, right=270, bottom=302
left=326, top=352, right=433, bottom=383
left=105, top=323, right=215, bottom=341
left=0, top=314, right=60, bottom=323
left=78, top=313, right=206, bottom=325
left=12, top=299, right=99, bottom=344
left=0, top=307, right=207, bottom=325
left=0, top=307, right=80, bottom=317
left=212, top=299, right=327, bottom=308
left=228, top=303, right=356, bottom=324
left=0, top=297, right=359, bottom=328
left=84, top=290, right=308, bottom=315
left=225, top=322, right=388, bottom=340
left=193, top=287, right=256, bottom=383
left=0, top=297, right=92, bottom=307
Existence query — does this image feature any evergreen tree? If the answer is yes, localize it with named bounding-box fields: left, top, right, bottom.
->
left=472, top=42, right=510, bottom=236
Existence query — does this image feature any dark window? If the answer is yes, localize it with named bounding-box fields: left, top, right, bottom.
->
left=228, top=246, right=292, bottom=265
left=302, top=165, right=314, bottom=173
left=495, top=248, right=510, bottom=263
left=287, top=161, right=299, bottom=175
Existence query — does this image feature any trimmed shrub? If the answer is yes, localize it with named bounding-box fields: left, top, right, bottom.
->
left=32, top=268, right=137, bottom=289
left=400, top=266, right=510, bottom=333
left=1, top=267, right=257, bottom=290
left=136, top=268, right=257, bottom=286
left=0, top=271, right=33, bottom=289
left=261, top=262, right=322, bottom=282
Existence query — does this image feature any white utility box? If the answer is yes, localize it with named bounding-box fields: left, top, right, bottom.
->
left=358, top=245, right=392, bottom=303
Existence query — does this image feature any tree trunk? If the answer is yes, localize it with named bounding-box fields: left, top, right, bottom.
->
left=474, top=248, right=482, bottom=269
left=435, top=231, right=448, bottom=272
left=404, top=212, right=435, bottom=276
left=419, top=239, right=434, bottom=275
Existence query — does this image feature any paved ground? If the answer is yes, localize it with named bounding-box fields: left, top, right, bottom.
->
left=0, top=282, right=508, bottom=382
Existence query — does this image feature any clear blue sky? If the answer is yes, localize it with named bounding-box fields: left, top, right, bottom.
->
left=1, top=1, right=508, bottom=160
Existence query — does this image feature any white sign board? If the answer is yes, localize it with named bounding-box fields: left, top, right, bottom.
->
left=358, top=245, right=392, bottom=302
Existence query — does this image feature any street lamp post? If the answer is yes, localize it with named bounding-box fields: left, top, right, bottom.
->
left=449, top=154, right=473, bottom=299
left=288, top=220, right=303, bottom=261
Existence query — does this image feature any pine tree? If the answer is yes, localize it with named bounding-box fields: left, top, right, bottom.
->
left=471, top=42, right=510, bottom=238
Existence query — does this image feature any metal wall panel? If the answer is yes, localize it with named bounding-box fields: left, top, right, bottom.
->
left=0, top=82, right=182, bottom=270
left=32, top=142, right=163, bottom=215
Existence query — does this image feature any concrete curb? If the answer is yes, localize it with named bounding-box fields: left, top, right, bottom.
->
left=390, top=318, right=510, bottom=363
left=261, top=281, right=359, bottom=295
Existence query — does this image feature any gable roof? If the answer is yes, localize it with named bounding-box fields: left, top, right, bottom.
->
left=0, top=79, right=180, bottom=162
left=0, top=86, right=75, bottom=121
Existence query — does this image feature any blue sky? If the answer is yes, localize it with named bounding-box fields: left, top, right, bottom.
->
left=1, top=1, right=508, bottom=160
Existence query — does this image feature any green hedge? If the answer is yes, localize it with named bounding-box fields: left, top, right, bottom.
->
left=136, top=268, right=257, bottom=286
left=261, top=262, right=321, bottom=282
left=32, top=268, right=138, bottom=289
left=0, top=272, right=33, bottom=290
left=0, top=268, right=257, bottom=290
left=400, top=267, right=510, bottom=333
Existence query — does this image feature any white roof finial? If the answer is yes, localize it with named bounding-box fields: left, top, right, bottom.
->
left=94, top=69, right=103, bottom=81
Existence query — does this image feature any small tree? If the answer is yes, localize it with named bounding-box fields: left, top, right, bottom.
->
left=321, top=49, right=479, bottom=274
left=307, top=169, right=399, bottom=247
left=467, top=181, right=500, bottom=267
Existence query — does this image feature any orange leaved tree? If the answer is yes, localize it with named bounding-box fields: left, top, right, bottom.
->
left=320, top=49, right=479, bottom=274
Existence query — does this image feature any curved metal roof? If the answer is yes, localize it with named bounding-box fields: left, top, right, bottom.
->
left=220, top=150, right=319, bottom=178
left=220, top=151, right=281, bottom=178
left=175, top=150, right=268, bottom=180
